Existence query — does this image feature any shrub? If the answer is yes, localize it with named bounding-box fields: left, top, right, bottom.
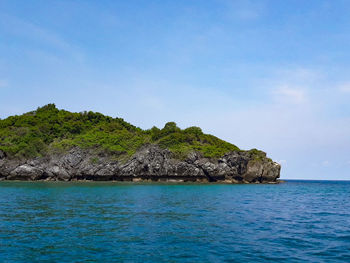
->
left=0, top=104, right=241, bottom=159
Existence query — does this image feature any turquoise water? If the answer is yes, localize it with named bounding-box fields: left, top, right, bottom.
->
left=0, top=181, right=350, bottom=262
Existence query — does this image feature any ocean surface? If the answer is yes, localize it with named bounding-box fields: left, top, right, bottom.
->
left=0, top=180, right=350, bottom=262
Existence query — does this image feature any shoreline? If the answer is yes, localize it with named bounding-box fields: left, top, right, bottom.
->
left=0, top=178, right=282, bottom=184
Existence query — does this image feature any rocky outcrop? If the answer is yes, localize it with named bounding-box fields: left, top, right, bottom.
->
left=0, top=145, right=281, bottom=183
left=0, top=150, right=5, bottom=159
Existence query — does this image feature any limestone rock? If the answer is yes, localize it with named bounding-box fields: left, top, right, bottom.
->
left=0, top=150, right=5, bottom=160
left=8, top=164, right=44, bottom=180
left=0, top=145, right=281, bottom=183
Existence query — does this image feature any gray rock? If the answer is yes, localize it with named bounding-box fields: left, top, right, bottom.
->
left=0, top=145, right=281, bottom=183
left=0, top=150, right=5, bottom=159
left=8, top=164, right=44, bottom=180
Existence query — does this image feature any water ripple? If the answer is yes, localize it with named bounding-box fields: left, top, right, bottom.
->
left=0, top=181, right=350, bottom=262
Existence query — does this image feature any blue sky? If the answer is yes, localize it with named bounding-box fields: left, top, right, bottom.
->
left=1, top=0, right=350, bottom=179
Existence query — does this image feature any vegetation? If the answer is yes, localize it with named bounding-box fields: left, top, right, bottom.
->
left=0, top=104, right=246, bottom=160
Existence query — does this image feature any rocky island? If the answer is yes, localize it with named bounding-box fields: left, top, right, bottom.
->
left=0, top=104, right=280, bottom=183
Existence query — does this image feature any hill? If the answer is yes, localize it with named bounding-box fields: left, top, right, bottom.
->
left=0, top=104, right=243, bottom=159
left=0, top=104, right=280, bottom=183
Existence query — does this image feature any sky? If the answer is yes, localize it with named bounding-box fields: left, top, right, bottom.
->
left=0, top=0, right=350, bottom=180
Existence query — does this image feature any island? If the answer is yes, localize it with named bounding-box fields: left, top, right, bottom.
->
left=0, top=104, right=280, bottom=183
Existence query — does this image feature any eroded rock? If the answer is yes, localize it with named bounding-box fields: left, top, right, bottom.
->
left=0, top=145, right=281, bottom=183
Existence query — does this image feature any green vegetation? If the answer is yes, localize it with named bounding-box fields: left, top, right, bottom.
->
left=247, top=148, right=272, bottom=163
left=0, top=104, right=242, bottom=159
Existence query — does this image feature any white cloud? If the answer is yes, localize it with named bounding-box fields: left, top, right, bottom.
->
left=235, top=8, right=260, bottom=20
left=0, top=80, right=7, bottom=88
left=322, top=160, right=330, bottom=166
left=260, top=67, right=322, bottom=106
left=177, top=66, right=350, bottom=179
left=273, top=85, right=307, bottom=104
left=338, top=82, right=350, bottom=93
left=0, top=14, right=84, bottom=62
left=221, top=0, right=264, bottom=21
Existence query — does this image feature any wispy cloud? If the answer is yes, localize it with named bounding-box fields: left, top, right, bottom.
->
left=273, top=85, right=307, bottom=104
left=0, top=80, right=8, bottom=88
left=263, top=68, right=318, bottom=105
left=178, top=66, right=350, bottom=179
left=221, top=0, right=264, bottom=21
left=322, top=160, right=330, bottom=166
left=338, top=82, right=350, bottom=93
left=0, top=13, right=84, bottom=62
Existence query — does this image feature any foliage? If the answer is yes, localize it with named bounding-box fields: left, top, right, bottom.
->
left=248, top=148, right=271, bottom=162
left=0, top=104, right=241, bottom=159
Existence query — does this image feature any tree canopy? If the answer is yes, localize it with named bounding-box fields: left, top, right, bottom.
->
left=0, top=104, right=240, bottom=159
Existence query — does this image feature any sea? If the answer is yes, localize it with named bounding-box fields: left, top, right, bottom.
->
left=0, top=180, right=349, bottom=262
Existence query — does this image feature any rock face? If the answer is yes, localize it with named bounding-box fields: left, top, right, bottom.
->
left=0, top=150, right=5, bottom=160
left=0, top=145, right=281, bottom=183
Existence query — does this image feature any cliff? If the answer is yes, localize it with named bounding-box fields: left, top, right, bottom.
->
left=0, top=104, right=281, bottom=183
